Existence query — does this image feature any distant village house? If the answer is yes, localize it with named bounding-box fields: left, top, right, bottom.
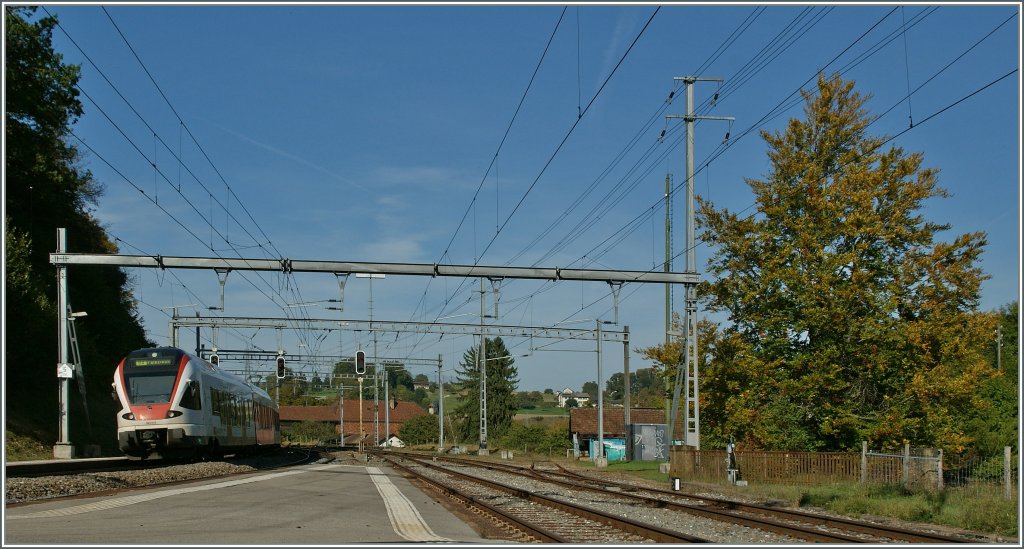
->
left=557, top=387, right=591, bottom=408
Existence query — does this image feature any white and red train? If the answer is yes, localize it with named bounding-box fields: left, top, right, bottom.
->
left=113, top=346, right=280, bottom=459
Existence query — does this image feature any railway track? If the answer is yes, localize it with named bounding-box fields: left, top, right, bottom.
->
left=381, top=451, right=977, bottom=544
left=379, top=452, right=710, bottom=543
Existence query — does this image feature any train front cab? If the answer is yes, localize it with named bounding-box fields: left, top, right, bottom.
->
left=116, top=347, right=209, bottom=459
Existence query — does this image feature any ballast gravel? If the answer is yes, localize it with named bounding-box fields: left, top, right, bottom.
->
left=4, top=450, right=314, bottom=505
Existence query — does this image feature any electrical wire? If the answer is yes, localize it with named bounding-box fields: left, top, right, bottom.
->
left=49, top=5, right=319, bottom=350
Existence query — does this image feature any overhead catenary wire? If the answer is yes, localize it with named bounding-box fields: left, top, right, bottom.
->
left=395, top=5, right=856, bottom=358
left=406, top=5, right=1010, bottom=361
left=405, top=6, right=569, bottom=324
left=115, top=237, right=270, bottom=353
left=405, top=7, right=662, bottom=349
left=96, top=7, right=318, bottom=338
left=47, top=7, right=319, bottom=348
left=508, top=65, right=1019, bottom=352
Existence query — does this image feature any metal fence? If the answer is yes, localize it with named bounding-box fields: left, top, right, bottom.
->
left=670, top=443, right=1018, bottom=496
left=943, top=447, right=1019, bottom=498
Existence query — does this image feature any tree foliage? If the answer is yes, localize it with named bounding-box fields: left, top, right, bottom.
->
left=450, top=337, right=519, bottom=443
left=399, top=414, right=439, bottom=446
left=963, top=301, right=1019, bottom=456
left=606, top=368, right=663, bottom=403
left=637, top=315, right=715, bottom=432
left=5, top=6, right=150, bottom=451
left=497, top=423, right=570, bottom=456
left=285, top=421, right=336, bottom=443
left=692, top=74, right=996, bottom=452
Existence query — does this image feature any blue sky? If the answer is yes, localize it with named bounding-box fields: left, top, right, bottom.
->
left=22, top=2, right=1021, bottom=392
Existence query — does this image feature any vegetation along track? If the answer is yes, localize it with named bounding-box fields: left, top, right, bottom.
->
left=385, top=451, right=975, bottom=544
left=379, top=452, right=710, bottom=543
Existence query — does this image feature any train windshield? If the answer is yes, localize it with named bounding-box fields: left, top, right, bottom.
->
left=122, top=348, right=185, bottom=405
left=125, top=373, right=178, bottom=404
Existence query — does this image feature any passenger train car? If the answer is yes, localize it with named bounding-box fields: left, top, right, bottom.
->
left=113, top=346, right=280, bottom=459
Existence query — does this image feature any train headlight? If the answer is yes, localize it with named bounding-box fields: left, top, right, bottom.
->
left=121, top=412, right=135, bottom=420
left=166, top=410, right=183, bottom=419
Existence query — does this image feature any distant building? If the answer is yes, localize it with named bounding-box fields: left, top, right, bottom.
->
left=569, top=407, right=683, bottom=454
left=279, top=401, right=428, bottom=445
left=557, top=387, right=591, bottom=408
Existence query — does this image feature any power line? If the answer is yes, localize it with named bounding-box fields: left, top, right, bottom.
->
left=52, top=6, right=319, bottom=347
left=95, top=7, right=318, bottom=337
left=398, top=7, right=660, bottom=357
left=415, top=5, right=1000, bottom=357
left=408, top=7, right=569, bottom=323
left=396, top=5, right=843, bottom=357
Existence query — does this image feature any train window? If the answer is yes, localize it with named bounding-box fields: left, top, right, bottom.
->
left=179, top=381, right=202, bottom=410
left=125, top=373, right=177, bottom=404
left=211, top=389, right=222, bottom=416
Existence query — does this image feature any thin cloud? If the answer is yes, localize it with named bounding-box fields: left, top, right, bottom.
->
left=208, top=121, right=371, bottom=193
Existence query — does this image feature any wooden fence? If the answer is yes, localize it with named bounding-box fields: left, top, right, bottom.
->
left=669, top=444, right=1016, bottom=495
left=672, top=448, right=860, bottom=484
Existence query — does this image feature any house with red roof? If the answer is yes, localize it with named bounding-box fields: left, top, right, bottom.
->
left=279, top=400, right=429, bottom=445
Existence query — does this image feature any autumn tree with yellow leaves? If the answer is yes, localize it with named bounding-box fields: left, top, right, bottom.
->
left=659, top=74, right=998, bottom=453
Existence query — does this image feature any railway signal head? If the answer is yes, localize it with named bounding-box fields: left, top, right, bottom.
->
left=210, top=353, right=219, bottom=366
left=276, top=355, right=286, bottom=379
left=355, top=350, right=366, bottom=375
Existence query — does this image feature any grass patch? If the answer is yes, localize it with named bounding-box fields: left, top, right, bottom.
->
left=562, top=463, right=1018, bottom=538
left=705, top=481, right=1017, bottom=538
left=574, top=458, right=671, bottom=484
left=5, top=430, right=53, bottom=461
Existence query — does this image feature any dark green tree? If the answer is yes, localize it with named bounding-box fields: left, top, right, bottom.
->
left=581, top=381, right=598, bottom=400
left=606, top=367, right=661, bottom=401
left=5, top=6, right=150, bottom=453
left=450, top=337, right=519, bottom=443
left=696, top=73, right=996, bottom=452
left=285, top=421, right=336, bottom=444
left=964, top=302, right=1019, bottom=456
left=384, top=363, right=413, bottom=391
left=411, top=387, right=430, bottom=408
left=264, top=369, right=311, bottom=405
left=398, top=414, right=439, bottom=445
left=333, top=359, right=356, bottom=376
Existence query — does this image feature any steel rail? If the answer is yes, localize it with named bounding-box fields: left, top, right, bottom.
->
left=382, top=453, right=565, bottom=543
left=546, top=463, right=976, bottom=544
left=394, top=451, right=975, bottom=544
left=419, top=454, right=859, bottom=543
left=385, top=453, right=708, bottom=543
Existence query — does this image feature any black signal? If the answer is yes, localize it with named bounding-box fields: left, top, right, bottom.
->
left=210, top=354, right=219, bottom=366
left=276, top=355, right=286, bottom=379
left=355, top=350, right=366, bottom=375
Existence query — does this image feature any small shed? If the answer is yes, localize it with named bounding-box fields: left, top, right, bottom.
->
left=569, top=407, right=683, bottom=455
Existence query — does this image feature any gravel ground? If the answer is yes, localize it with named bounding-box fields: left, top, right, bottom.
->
left=417, top=459, right=802, bottom=544
left=5, top=450, right=310, bottom=505
left=561, top=465, right=1013, bottom=544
